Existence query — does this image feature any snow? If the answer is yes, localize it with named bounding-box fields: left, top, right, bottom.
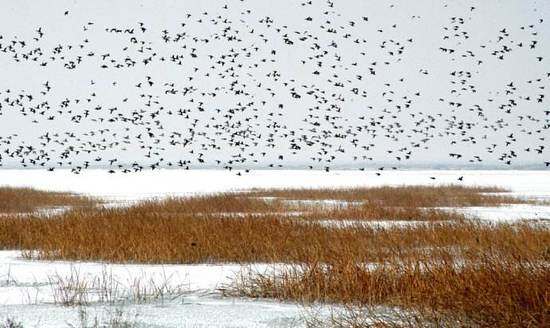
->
left=1, top=298, right=309, bottom=328
left=282, top=199, right=363, bottom=207
left=315, top=219, right=432, bottom=229
left=451, top=204, right=550, bottom=222
left=0, top=250, right=318, bottom=327
left=1, top=169, right=550, bottom=202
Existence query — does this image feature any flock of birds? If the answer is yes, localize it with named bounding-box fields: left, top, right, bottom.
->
left=0, top=0, right=548, bottom=177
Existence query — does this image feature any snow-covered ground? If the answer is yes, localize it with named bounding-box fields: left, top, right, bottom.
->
left=1, top=169, right=549, bottom=326
left=444, top=204, right=550, bottom=222
left=0, top=250, right=319, bottom=327
left=1, top=169, right=549, bottom=201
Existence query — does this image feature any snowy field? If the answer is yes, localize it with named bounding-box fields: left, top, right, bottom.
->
left=0, top=250, right=311, bottom=328
left=1, top=169, right=549, bottom=327
left=1, top=169, right=550, bottom=200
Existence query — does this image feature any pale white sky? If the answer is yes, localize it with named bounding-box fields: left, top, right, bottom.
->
left=0, top=0, right=548, bottom=170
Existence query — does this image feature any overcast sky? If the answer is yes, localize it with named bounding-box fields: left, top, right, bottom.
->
left=0, top=0, right=549, bottom=170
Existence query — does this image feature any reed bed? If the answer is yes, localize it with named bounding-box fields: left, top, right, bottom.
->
left=99, top=185, right=525, bottom=222
left=0, top=209, right=547, bottom=264
left=0, top=185, right=524, bottom=220
left=129, top=194, right=289, bottom=214
left=123, top=198, right=466, bottom=222
left=0, top=185, right=547, bottom=326
left=86, top=187, right=485, bottom=222
left=302, top=205, right=467, bottom=221
left=249, top=185, right=523, bottom=207
left=227, top=222, right=550, bottom=327
left=0, top=187, right=97, bottom=213
left=0, top=185, right=542, bottom=264
left=234, top=260, right=549, bottom=327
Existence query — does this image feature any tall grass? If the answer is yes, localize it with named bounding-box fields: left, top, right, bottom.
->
left=231, top=258, right=549, bottom=327
left=130, top=193, right=288, bottom=214
left=249, top=185, right=520, bottom=206
left=226, top=222, right=550, bottom=327
left=0, top=187, right=97, bottom=213
left=0, top=209, right=547, bottom=265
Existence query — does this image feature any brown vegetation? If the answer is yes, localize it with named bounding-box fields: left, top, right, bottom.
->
left=0, top=185, right=547, bottom=326
left=128, top=194, right=468, bottom=222
left=0, top=211, right=450, bottom=263
left=91, top=185, right=527, bottom=223
left=0, top=185, right=539, bottom=264
left=0, top=187, right=97, bottom=213
left=0, top=208, right=547, bottom=265
left=303, top=204, right=466, bottom=221
left=0, top=185, right=524, bottom=220
left=227, top=222, right=550, bottom=327
left=235, top=262, right=549, bottom=327
left=131, top=193, right=287, bottom=214
left=249, top=185, right=522, bottom=207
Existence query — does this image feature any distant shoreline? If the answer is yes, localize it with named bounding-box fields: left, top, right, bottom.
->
left=0, top=166, right=548, bottom=171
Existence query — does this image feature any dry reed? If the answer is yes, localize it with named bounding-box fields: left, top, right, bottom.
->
left=0, top=209, right=547, bottom=264
left=226, top=222, right=550, bottom=327
left=0, top=187, right=97, bottom=213
left=248, top=185, right=520, bottom=207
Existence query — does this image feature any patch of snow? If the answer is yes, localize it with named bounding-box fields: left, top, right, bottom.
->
left=0, top=298, right=313, bottom=328
left=0, top=250, right=321, bottom=327
left=283, top=199, right=363, bottom=207
left=449, top=204, right=550, bottom=222
left=314, top=219, right=431, bottom=229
